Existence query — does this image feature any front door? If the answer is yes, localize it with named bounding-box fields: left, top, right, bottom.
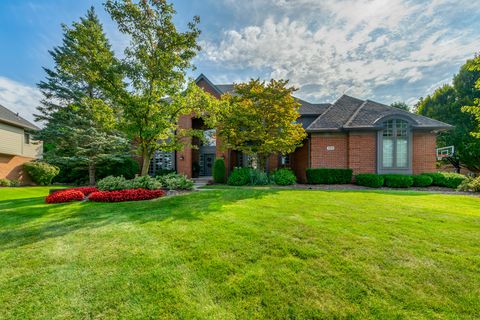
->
left=201, top=153, right=215, bottom=176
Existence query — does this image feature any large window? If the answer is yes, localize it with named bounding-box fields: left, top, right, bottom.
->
left=380, top=119, right=410, bottom=172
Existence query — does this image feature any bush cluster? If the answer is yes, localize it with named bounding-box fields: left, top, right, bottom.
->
left=383, top=174, right=414, bottom=188
left=45, top=190, right=85, bottom=204
left=24, top=161, right=60, bottom=185
left=353, top=172, right=467, bottom=189
left=457, top=176, right=480, bottom=192
left=306, top=168, right=353, bottom=184
left=0, top=178, right=20, bottom=187
left=88, top=189, right=165, bottom=202
left=422, top=172, right=468, bottom=189
left=213, top=159, right=226, bottom=183
left=226, top=167, right=297, bottom=186
left=354, top=174, right=384, bottom=188
left=156, top=173, right=194, bottom=190
left=97, top=174, right=194, bottom=191
left=412, top=175, right=433, bottom=187
left=272, top=168, right=297, bottom=185
left=227, top=167, right=252, bottom=186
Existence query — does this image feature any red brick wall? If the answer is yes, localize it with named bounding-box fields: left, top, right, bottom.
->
left=412, top=131, right=437, bottom=174
left=348, top=132, right=377, bottom=174
left=291, top=140, right=309, bottom=182
left=176, top=114, right=193, bottom=177
left=0, top=154, right=34, bottom=185
left=196, top=78, right=221, bottom=99
left=310, top=133, right=348, bottom=168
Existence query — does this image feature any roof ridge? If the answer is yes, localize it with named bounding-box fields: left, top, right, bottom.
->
left=195, top=74, right=223, bottom=95
left=344, top=100, right=367, bottom=127
left=305, top=95, right=343, bottom=130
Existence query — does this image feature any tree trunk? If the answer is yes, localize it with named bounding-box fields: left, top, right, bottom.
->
left=88, top=162, right=96, bottom=186
left=256, top=153, right=269, bottom=172
left=141, top=153, right=151, bottom=176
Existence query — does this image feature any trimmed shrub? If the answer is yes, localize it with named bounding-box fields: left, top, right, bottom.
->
left=422, top=172, right=468, bottom=189
left=155, top=169, right=175, bottom=176
left=272, top=168, right=297, bottom=186
left=249, top=169, right=270, bottom=185
left=457, top=176, right=480, bottom=192
left=412, top=175, right=433, bottom=187
left=355, top=174, right=384, bottom=188
left=24, top=161, right=59, bottom=185
left=0, top=178, right=11, bottom=187
left=156, top=173, right=194, bottom=190
left=45, top=190, right=85, bottom=204
left=227, top=167, right=251, bottom=186
left=88, top=189, right=165, bottom=202
left=97, top=176, right=132, bottom=191
left=213, top=159, right=226, bottom=183
left=383, top=174, right=414, bottom=188
left=9, top=179, right=20, bottom=187
left=131, top=175, right=162, bottom=190
left=306, top=168, right=353, bottom=184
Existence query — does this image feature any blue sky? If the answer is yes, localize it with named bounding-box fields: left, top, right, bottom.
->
left=1, top=0, right=480, bottom=123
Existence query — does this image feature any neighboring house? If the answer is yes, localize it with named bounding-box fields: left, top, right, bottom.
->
left=0, top=104, right=42, bottom=184
left=149, top=74, right=452, bottom=181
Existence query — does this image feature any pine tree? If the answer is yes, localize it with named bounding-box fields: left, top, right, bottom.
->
left=35, top=7, right=128, bottom=185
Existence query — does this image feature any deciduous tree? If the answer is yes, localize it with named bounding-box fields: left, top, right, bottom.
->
left=218, top=79, right=307, bottom=171
left=105, top=0, right=219, bottom=175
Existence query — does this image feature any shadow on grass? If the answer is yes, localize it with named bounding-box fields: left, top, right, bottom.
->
left=0, top=188, right=280, bottom=251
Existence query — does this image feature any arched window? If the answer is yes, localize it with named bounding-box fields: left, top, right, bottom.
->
left=378, top=119, right=411, bottom=173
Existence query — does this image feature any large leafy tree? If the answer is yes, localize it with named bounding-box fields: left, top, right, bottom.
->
left=218, top=79, right=307, bottom=171
left=35, top=7, right=128, bottom=184
left=462, top=53, right=480, bottom=137
left=105, top=0, right=218, bottom=176
left=416, top=60, right=480, bottom=173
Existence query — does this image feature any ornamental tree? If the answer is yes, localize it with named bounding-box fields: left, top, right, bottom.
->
left=105, top=0, right=219, bottom=175
left=218, top=79, right=307, bottom=171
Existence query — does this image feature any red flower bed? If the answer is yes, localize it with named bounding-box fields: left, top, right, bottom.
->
left=68, top=187, right=99, bottom=196
left=88, top=189, right=165, bottom=203
left=45, top=190, right=85, bottom=204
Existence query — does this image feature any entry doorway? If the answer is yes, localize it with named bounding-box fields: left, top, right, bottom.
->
left=200, top=153, right=215, bottom=176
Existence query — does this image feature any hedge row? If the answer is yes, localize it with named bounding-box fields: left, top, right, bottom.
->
left=354, top=172, right=467, bottom=189
left=306, top=168, right=353, bottom=184
left=227, top=167, right=297, bottom=186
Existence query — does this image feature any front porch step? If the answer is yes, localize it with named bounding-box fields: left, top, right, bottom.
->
left=192, top=177, right=212, bottom=189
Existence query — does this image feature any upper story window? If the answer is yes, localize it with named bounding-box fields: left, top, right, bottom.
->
left=203, top=129, right=216, bottom=147
left=24, top=133, right=30, bottom=144
left=380, top=119, right=410, bottom=172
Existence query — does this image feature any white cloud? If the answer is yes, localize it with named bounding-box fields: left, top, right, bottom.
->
left=200, top=0, right=480, bottom=103
left=0, top=77, right=41, bottom=124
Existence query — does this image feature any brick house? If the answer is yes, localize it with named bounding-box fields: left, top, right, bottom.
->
left=0, top=104, right=43, bottom=184
left=148, top=74, right=452, bottom=182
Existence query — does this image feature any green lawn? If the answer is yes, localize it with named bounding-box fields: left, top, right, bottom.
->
left=0, top=187, right=479, bottom=319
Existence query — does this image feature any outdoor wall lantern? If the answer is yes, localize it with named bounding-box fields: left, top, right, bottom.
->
left=179, top=155, right=185, bottom=160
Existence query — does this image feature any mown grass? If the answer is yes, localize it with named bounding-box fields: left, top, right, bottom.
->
left=0, top=186, right=479, bottom=319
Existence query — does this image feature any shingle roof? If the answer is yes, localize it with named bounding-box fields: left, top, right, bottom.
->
left=196, top=75, right=452, bottom=132
left=0, top=104, right=39, bottom=130
left=307, top=95, right=364, bottom=131
left=343, top=99, right=452, bottom=129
